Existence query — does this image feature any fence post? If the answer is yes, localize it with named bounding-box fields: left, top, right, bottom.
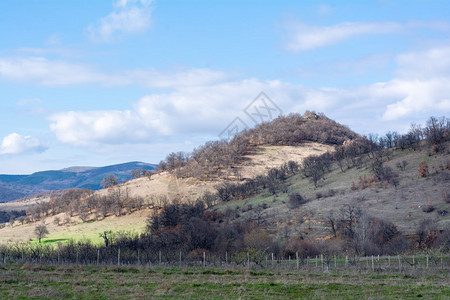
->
left=345, top=255, right=348, bottom=268
left=426, top=255, right=429, bottom=269
left=97, top=249, right=100, bottom=265
left=203, top=251, right=206, bottom=268
left=334, top=255, right=337, bottom=269
left=159, top=250, right=162, bottom=265
left=117, top=248, right=120, bottom=266
left=22, top=249, right=24, bottom=262
left=271, top=253, right=274, bottom=267
left=321, top=254, right=323, bottom=271
left=57, top=250, right=60, bottom=265
left=179, top=251, right=182, bottom=267
left=247, top=252, right=250, bottom=270
left=398, top=255, right=401, bottom=272
left=388, top=255, right=391, bottom=267
left=226, top=251, right=228, bottom=265
left=371, top=255, right=374, bottom=272
left=316, top=256, right=318, bottom=268
left=137, top=249, right=140, bottom=266
left=296, top=252, right=299, bottom=270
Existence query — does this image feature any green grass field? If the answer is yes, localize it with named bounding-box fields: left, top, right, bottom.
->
left=0, top=263, right=448, bottom=299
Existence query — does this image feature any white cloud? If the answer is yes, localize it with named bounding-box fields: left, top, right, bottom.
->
left=284, top=19, right=450, bottom=52
left=47, top=44, right=450, bottom=148
left=0, top=56, right=227, bottom=88
left=48, top=79, right=278, bottom=147
left=286, top=21, right=402, bottom=52
left=394, top=46, right=450, bottom=79
left=0, top=57, right=105, bottom=86
left=87, top=0, right=153, bottom=42
left=0, top=133, right=48, bottom=155
left=382, top=46, right=450, bottom=120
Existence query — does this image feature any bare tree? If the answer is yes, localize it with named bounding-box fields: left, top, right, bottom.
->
left=101, top=174, right=119, bottom=188
left=131, top=169, right=142, bottom=179
left=34, top=224, right=49, bottom=243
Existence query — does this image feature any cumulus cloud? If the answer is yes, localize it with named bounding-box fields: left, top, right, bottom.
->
left=87, top=0, right=154, bottom=42
left=286, top=21, right=402, bottom=52
left=0, top=133, right=48, bottom=155
left=48, top=79, right=282, bottom=147
left=382, top=46, right=450, bottom=120
left=48, top=44, right=450, bottom=147
left=36, top=41, right=449, bottom=148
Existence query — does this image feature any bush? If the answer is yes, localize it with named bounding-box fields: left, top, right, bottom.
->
left=287, top=193, right=306, bottom=209
left=422, top=205, right=434, bottom=213
left=327, top=189, right=336, bottom=197
left=437, top=209, right=448, bottom=216
left=418, top=161, right=429, bottom=178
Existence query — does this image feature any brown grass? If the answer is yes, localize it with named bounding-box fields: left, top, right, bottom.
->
left=0, top=143, right=331, bottom=244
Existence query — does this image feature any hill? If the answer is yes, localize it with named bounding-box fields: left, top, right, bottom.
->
left=0, top=113, right=448, bottom=259
left=0, top=142, right=331, bottom=243
left=0, top=161, right=157, bottom=203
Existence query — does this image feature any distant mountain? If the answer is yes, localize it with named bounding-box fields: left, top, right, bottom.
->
left=0, top=161, right=156, bottom=203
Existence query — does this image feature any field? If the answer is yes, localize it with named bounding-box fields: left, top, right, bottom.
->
left=0, top=262, right=449, bottom=299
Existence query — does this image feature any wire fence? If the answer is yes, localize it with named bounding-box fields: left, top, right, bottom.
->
left=1, top=247, right=448, bottom=274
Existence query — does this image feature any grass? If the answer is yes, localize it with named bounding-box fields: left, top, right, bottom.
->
left=232, top=146, right=450, bottom=236
left=0, top=263, right=448, bottom=299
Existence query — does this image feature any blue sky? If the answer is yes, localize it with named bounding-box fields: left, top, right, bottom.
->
left=1, top=0, right=449, bottom=174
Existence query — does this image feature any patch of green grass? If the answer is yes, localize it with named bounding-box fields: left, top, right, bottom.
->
left=40, top=238, right=69, bottom=244
left=1, top=263, right=448, bottom=299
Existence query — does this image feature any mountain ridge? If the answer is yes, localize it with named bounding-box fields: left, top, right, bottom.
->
left=0, top=161, right=157, bottom=203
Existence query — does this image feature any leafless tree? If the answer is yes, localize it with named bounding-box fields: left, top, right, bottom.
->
left=34, top=224, right=49, bottom=243
left=101, top=174, right=119, bottom=188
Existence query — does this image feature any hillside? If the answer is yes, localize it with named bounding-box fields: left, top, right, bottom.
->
left=0, top=161, right=157, bottom=203
left=1, top=142, right=448, bottom=245
left=0, top=142, right=331, bottom=243
left=216, top=144, right=450, bottom=237
left=0, top=113, right=448, bottom=259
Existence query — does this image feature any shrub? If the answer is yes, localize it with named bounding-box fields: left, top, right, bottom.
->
left=422, top=205, right=434, bottom=213
left=437, top=209, right=448, bottom=216
left=396, top=160, right=408, bottom=171
left=287, top=192, right=306, bottom=209
left=418, top=161, right=429, bottom=178
left=327, top=189, right=336, bottom=197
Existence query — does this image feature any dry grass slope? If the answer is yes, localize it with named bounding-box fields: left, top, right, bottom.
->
left=0, top=142, right=331, bottom=244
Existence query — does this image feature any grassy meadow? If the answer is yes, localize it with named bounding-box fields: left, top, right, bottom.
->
left=0, top=263, right=449, bottom=299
